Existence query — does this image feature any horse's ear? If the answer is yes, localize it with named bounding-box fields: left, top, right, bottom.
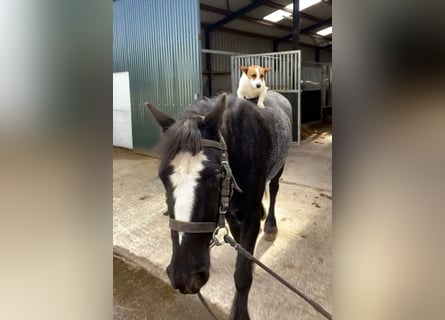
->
left=205, top=93, right=227, bottom=132
left=145, top=102, right=175, bottom=132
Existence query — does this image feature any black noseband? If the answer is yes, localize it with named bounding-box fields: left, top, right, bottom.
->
left=169, top=219, right=216, bottom=233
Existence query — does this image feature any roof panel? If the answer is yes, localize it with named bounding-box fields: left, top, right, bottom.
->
left=302, top=2, right=332, bottom=19
left=199, top=0, right=331, bottom=48
left=225, top=20, right=288, bottom=38
left=200, top=10, right=225, bottom=24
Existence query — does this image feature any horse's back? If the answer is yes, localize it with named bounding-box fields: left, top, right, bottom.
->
left=262, top=91, right=292, bottom=181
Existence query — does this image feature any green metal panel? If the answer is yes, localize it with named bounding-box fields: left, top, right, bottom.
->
left=113, top=0, right=128, bottom=72
left=113, top=0, right=202, bottom=153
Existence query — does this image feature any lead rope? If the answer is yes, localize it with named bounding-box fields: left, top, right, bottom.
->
left=200, top=132, right=331, bottom=319
left=223, top=235, right=332, bottom=320
left=197, top=291, right=219, bottom=320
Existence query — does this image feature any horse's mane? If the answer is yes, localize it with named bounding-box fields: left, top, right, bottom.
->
left=160, top=98, right=215, bottom=162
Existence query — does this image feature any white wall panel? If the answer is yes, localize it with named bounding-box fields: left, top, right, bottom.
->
left=113, top=72, right=133, bottom=149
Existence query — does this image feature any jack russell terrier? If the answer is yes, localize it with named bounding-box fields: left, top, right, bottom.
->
left=237, top=65, right=272, bottom=108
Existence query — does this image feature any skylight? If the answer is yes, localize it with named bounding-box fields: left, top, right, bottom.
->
left=263, top=9, right=292, bottom=23
left=316, top=26, right=332, bottom=36
left=286, top=0, right=322, bottom=12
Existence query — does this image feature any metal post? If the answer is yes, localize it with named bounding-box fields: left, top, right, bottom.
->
left=292, top=0, right=300, bottom=50
left=292, top=1, right=300, bottom=143
left=205, top=29, right=212, bottom=96
left=297, top=50, right=301, bottom=144
left=315, top=48, right=320, bottom=62
left=273, top=39, right=278, bottom=52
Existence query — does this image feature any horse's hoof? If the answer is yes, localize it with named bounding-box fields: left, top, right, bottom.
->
left=263, top=226, right=277, bottom=241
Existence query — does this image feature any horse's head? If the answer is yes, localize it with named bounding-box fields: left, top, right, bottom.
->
left=145, top=94, right=227, bottom=294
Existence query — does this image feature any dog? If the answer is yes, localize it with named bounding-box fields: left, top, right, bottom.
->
left=237, top=65, right=272, bottom=108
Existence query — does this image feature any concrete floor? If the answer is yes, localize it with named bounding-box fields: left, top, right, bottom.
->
left=113, top=125, right=332, bottom=320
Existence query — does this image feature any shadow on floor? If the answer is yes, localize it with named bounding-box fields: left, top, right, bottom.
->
left=114, top=254, right=227, bottom=320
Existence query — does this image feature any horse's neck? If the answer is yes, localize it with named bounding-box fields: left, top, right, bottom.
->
left=222, top=111, right=267, bottom=156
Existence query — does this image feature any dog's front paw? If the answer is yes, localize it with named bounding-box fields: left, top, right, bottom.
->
left=257, top=102, right=265, bottom=108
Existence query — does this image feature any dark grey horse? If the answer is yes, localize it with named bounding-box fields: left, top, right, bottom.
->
left=146, top=91, right=291, bottom=319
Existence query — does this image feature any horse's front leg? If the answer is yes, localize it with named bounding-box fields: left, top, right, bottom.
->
left=229, top=207, right=261, bottom=320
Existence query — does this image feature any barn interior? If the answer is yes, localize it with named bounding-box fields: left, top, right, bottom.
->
left=113, top=1, right=332, bottom=319
left=113, top=0, right=332, bottom=153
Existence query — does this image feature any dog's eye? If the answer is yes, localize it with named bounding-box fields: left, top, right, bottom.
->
left=260, top=75, right=264, bottom=78
left=250, top=74, right=256, bottom=78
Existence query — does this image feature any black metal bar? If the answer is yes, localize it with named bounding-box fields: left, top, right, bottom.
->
left=205, top=29, right=212, bottom=96
left=292, top=0, right=300, bottom=50
left=316, top=48, right=321, bottom=62
left=200, top=4, right=292, bottom=32
left=301, top=18, right=332, bottom=33
left=207, top=0, right=270, bottom=32
left=277, top=18, right=332, bottom=43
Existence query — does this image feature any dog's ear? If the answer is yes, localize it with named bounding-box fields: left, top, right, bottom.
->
left=240, top=66, right=249, bottom=74
left=205, top=93, right=227, bottom=132
left=145, top=102, right=176, bottom=132
left=263, top=67, right=272, bottom=73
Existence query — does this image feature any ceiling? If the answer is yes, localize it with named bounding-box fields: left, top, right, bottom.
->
left=200, top=0, right=332, bottom=49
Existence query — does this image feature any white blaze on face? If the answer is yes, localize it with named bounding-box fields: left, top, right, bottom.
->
left=169, top=151, right=208, bottom=245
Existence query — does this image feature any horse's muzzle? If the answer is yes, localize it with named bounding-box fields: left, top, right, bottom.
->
left=166, top=264, right=209, bottom=294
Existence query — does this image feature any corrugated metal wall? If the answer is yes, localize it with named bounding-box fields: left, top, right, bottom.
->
left=113, top=0, right=202, bottom=153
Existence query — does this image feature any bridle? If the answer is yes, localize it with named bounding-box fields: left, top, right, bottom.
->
left=165, top=120, right=333, bottom=320
left=168, top=131, right=242, bottom=246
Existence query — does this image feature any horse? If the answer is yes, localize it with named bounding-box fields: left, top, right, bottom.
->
left=145, top=91, right=292, bottom=320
